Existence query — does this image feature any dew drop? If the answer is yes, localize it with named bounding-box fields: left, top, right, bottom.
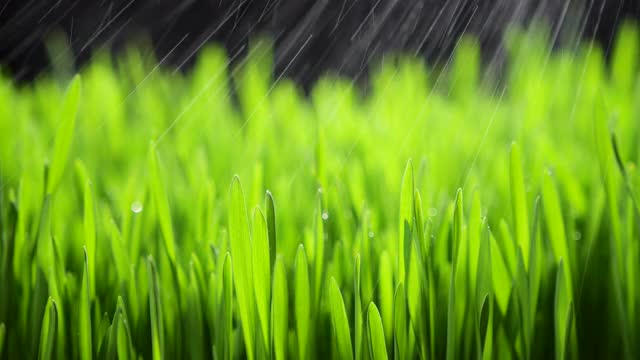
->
left=574, top=231, right=582, bottom=241
left=368, top=231, right=374, bottom=238
left=131, top=201, right=143, bottom=213
left=427, top=208, right=438, bottom=217
left=321, top=211, right=329, bottom=220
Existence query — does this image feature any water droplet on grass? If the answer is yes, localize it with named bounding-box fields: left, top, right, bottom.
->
left=427, top=208, right=438, bottom=217
left=131, top=201, right=143, bottom=213
left=322, top=211, right=329, bottom=220
left=574, top=231, right=582, bottom=241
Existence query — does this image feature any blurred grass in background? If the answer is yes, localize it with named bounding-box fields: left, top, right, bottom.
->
left=0, top=21, right=639, bottom=359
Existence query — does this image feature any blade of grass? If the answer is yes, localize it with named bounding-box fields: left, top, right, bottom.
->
left=147, top=256, right=164, bottom=360
left=148, top=145, right=177, bottom=266
left=38, top=297, right=58, bottom=360
left=76, top=160, right=97, bottom=299
left=265, top=191, right=277, bottom=270
left=379, top=251, right=394, bottom=348
left=79, top=247, right=92, bottom=360
left=329, top=277, right=354, bottom=360
left=216, top=252, right=233, bottom=360
left=271, top=257, right=288, bottom=360
left=295, top=244, right=310, bottom=360
left=510, top=143, right=530, bottom=270
left=393, top=283, right=408, bottom=360
left=398, top=159, right=414, bottom=283
left=252, top=207, right=271, bottom=356
left=228, top=176, right=255, bottom=360
left=367, top=303, right=388, bottom=360
left=447, top=189, right=463, bottom=360
left=46, top=75, right=81, bottom=194
left=354, top=254, right=364, bottom=360
left=313, top=189, right=325, bottom=311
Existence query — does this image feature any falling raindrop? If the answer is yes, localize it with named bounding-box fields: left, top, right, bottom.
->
left=131, top=201, right=143, bottom=213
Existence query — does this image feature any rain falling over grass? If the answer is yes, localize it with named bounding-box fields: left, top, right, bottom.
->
left=0, top=22, right=640, bottom=359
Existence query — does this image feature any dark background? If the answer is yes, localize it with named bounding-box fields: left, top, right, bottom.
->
left=1, top=0, right=639, bottom=88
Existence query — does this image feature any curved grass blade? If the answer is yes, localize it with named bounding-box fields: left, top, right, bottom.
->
left=76, top=160, right=97, bottom=299
left=252, top=207, right=271, bottom=356
left=510, top=143, right=530, bottom=269
left=476, top=222, right=493, bottom=360
left=186, top=260, right=206, bottom=360
left=354, top=254, right=363, bottom=360
left=265, top=190, right=277, bottom=269
left=0, top=323, right=5, bottom=358
left=542, top=171, right=570, bottom=273
left=367, top=303, right=387, bottom=360
left=398, top=159, right=414, bottom=283
left=271, top=257, right=288, bottom=360
left=47, top=75, right=82, bottom=194
left=554, top=259, right=571, bottom=360
left=378, top=251, right=394, bottom=348
left=147, top=256, right=164, bottom=360
left=216, top=252, right=233, bottom=360
left=116, top=297, right=136, bottom=360
left=38, top=297, right=58, bottom=360
left=295, top=244, right=310, bottom=360
left=228, top=176, right=255, bottom=360
left=148, top=145, right=177, bottom=266
left=329, top=277, right=353, bottom=360
left=80, top=247, right=92, bottom=360
left=107, top=219, right=130, bottom=283
left=393, top=283, right=407, bottom=360
left=313, top=189, right=325, bottom=310
left=446, top=189, right=463, bottom=360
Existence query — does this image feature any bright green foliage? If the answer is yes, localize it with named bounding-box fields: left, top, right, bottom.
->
left=79, top=247, right=92, bottom=360
left=367, top=303, right=387, bottom=360
left=330, top=277, right=354, bottom=360
left=294, top=244, right=310, bottom=360
left=0, top=24, right=640, bottom=360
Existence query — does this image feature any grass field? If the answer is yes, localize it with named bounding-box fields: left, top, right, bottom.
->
left=0, top=23, right=639, bottom=359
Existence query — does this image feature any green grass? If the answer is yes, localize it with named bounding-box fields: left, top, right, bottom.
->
left=0, top=22, right=640, bottom=359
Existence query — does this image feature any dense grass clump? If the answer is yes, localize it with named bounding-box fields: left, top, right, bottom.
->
left=1, top=24, right=640, bottom=359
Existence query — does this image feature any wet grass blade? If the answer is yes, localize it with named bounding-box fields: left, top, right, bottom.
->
left=265, top=191, right=277, bottom=270
left=398, top=159, right=414, bottom=283
left=0, top=322, right=4, bottom=358
left=216, top=252, right=233, bottom=360
left=354, top=254, right=363, bottom=360
left=393, top=283, right=407, bottom=360
left=76, top=160, right=97, bottom=298
left=554, top=259, right=571, bottom=360
left=367, top=303, right=388, bottom=360
left=313, top=189, right=325, bottom=311
left=295, top=244, right=310, bottom=360
left=329, top=277, right=353, bottom=360
left=447, top=189, right=463, bottom=360
left=38, top=297, right=58, bottom=360
left=252, top=207, right=271, bottom=355
left=148, top=146, right=177, bottom=266
left=378, top=251, right=394, bottom=348
left=147, top=256, right=164, bottom=360
left=79, top=247, right=92, bottom=360
left=510, top=143, right=530, bottom=269
left=228, top=176, right=255, bottom=360
left=271, top=257, right=288, bottom=360
left=476, top=222, right=493, bottom=360
left=46, top=75, right=81, bottom=194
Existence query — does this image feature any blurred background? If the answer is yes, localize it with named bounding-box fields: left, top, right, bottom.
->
left=0, top=0, right=639, bottom=89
